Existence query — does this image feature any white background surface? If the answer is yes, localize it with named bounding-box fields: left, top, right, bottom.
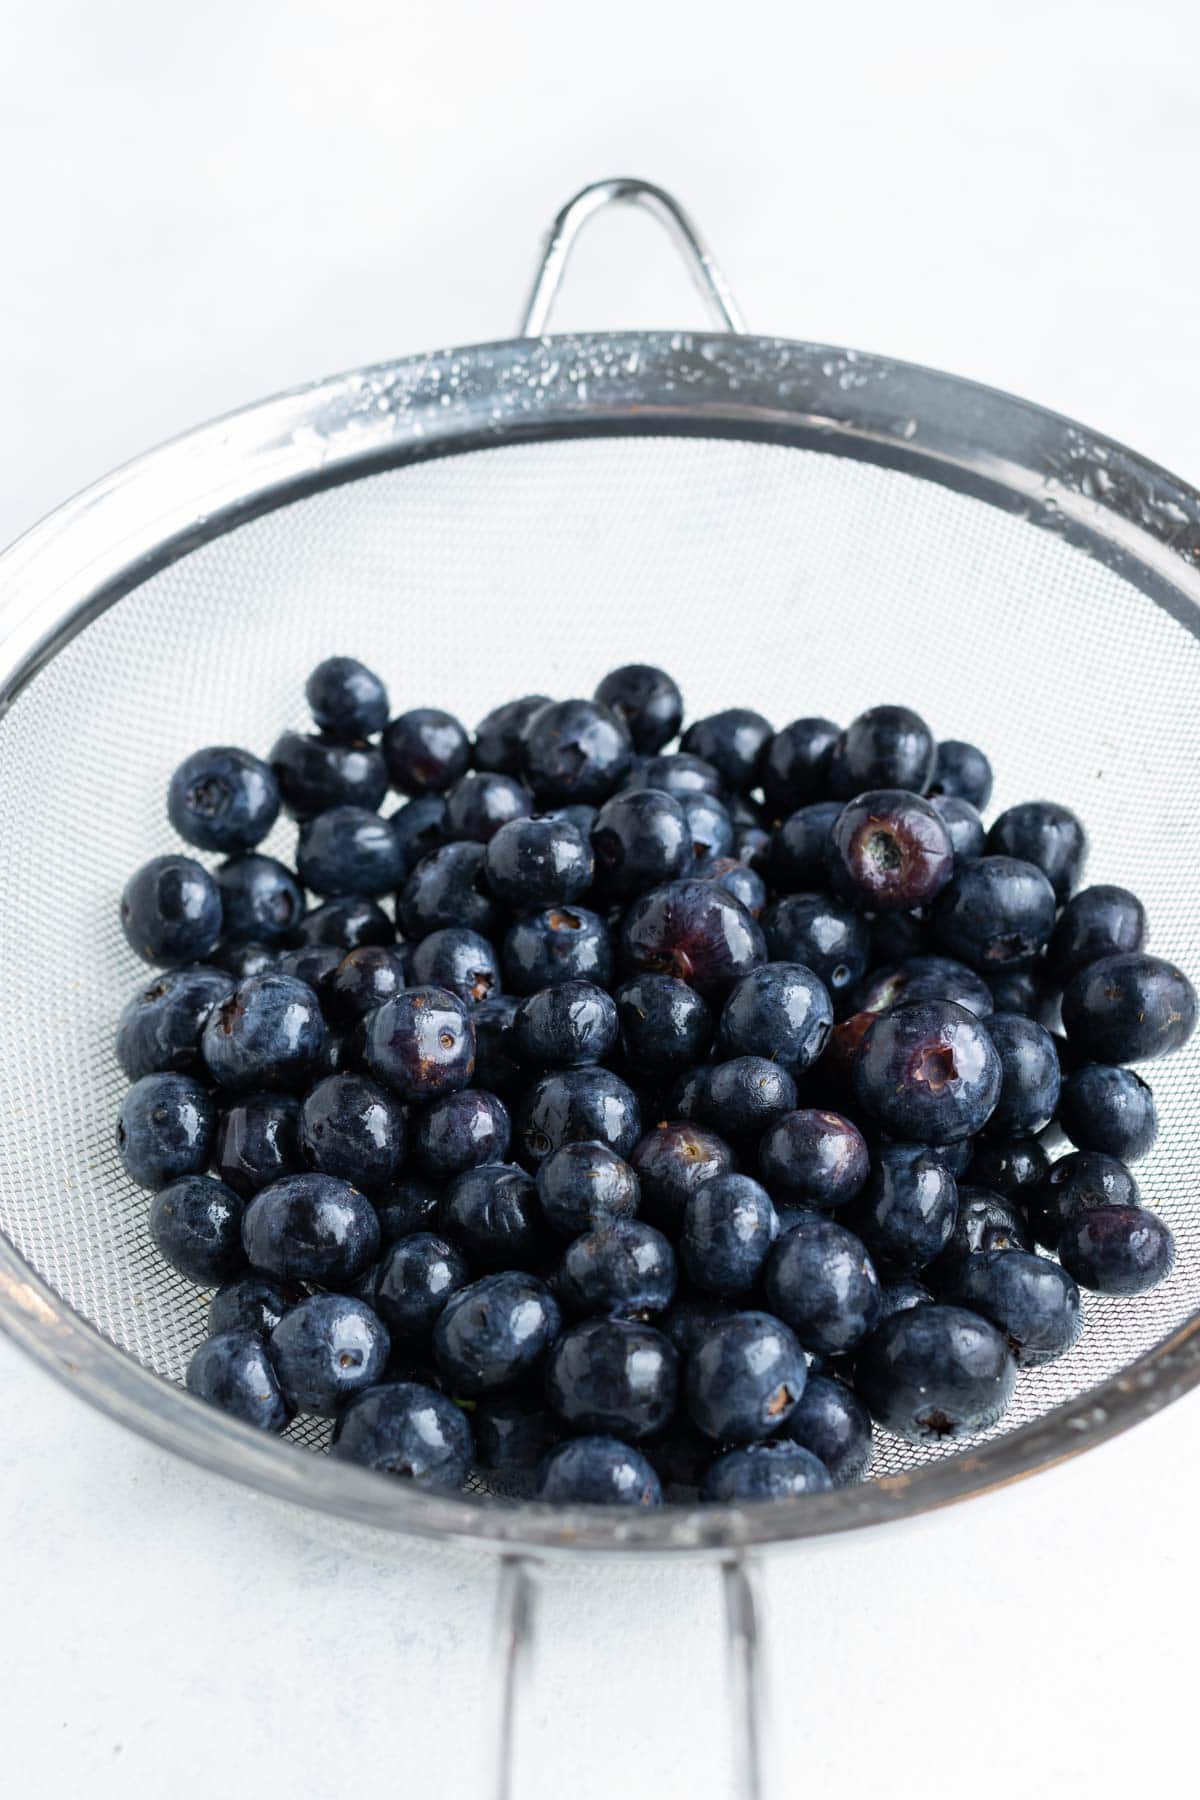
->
left=3, top=2, right=1200, bottom=1794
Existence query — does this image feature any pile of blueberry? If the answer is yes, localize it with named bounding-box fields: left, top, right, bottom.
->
left=114, top=658, right=1197, bottom=1508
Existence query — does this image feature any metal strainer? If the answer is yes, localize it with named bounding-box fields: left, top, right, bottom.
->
left=2, top=177, right=1199, bottom=1792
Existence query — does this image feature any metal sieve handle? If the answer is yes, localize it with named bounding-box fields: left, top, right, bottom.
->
left=491, top=1550, right=766, bottom=1799
left=519, top=176, right=748, bottom=337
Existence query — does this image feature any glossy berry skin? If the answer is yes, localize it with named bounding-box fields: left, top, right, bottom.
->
left=269, top=729, right=388, bottom=820
left=879, top=1277, right=933, bottom=1317
left=390, top=794, right=447, bottom=882
left=535, top=1436, right=662, bottom=1506
left=764, top=1215, right=882, bottom=1352
left=297, top=806, right=401, bottom=898
left=759, top=1109, right=869, bottom=1209
left=854, top=953, right=994, bottom=1022
left=275, top=945, right=342, bottom=1006
left=117, top=1073, right=215, bottom=1189
left=376, top=1175, right=441, bottom=1244
left=851, top=1143, right=958, bottom=1273
left=987, top=801, right=1086, bottom=902
left=121, top=855, right=223, bottom=967
left=946, top=1250, right=1082, bottom=1367
left=535, top=1141, right=640, bottom=1237
left=212, top=1092, right=301, bottom=1198
left=371, top=1231, right=468, bottom=1344
left=594, top=663, right=683, bottom=753
left=928, top=739, right=993, bottom=810
left=381, top=707, right=471, bottom=797
left=168, top=746, right=280, bottom=853
left=701, top=857, right=766, bottom=917
left=503, top=904, right=612, bottom=995
left=407, top=927, right=499, bottom=1010
left=768, top=801, right=843, bottom=893
left=930, top=794, right=986, bottom=863
left=305, top=655, right=389, bottom=739
left=631, top=1122, right=736, bottom=1234
left=521, top=698, right=632, bottom=804
left=209, top=1273, right=302, bottom=1338
left=201, top=974, right=326, bottom=1093
left=186, top=1330, right=292, bottom=1432
left=681, top=1173, right=778, bottom=1295
left=966, top=1135, right=1049, bottom=1200
left=331, top=1381, right=473, bottom=1487
left=362, top=987, right=475, bottom=1102
left=322, top=946, right=407, bottom=1028
left=299, top=1073, right=406, bottom=1192
left=1058, top=1063, right=1157, bottom=1161
left=414, top=1089, right=510, bottom=1181
left=470, top=694, right=551, bottom=779
left=829, top=704, right=935, bottom=800
left=684, top=1058, right=797, bottom=1142
left=433, top=1271, right=561, bottom=1395
left=627, top=751, right=722, bottom=799
left=590, top=788, right=690, bottom=898
left=830, top=790, right=954, bottom=913
left=473, top=1395, right=560, bottom=1472
left=517, top=1067, right=641, bottom=1166
left=933, top=856, right=1057, bottom=972
left=984, top=967, right=1046, bottom=1018
left=1062, top=953, right=1197, bottom=1063
left=782, top=1374, right=872, bottom=1485
left=296, top=895, right=394, bottom=949
left=760, top=893, right=870, bottom=997
left=1030, top=1147, right=1141, bottom=1247
left=854, top=1303, right=1016, bottom=1442
left=472, top=996, right=523, bottom=1099
left=619, top=878, right=766, bottom=998
left=926, top=1187, right=1032, bottom=1287
left=615, top=974, right=713, bottom=1075
left=149, top=1174, right=245, bottom=1284
left=679, top=792, right=734, bottom=865
left=116, top=965, right=234, bottom=1081
left=685, top=1310, right=806, bottom=1443
left=483, top=815, right=593, bottom=908
left=1047, top=884, right=1146, bottom=984
left=443, top=771, right=532, bottom=844
left=215, top=854, right=305, bottom=947
left=557, top=1221, right=677, bottom=1318
left=854, top=1000, right=1001, bottom=1144
left=270, top=1293, right=389, bottom=1417
left=704, top=1442, right=831, bottom=1503
left=985, top=1013, right=1062, bottom=1137
left=397, top=841, right=497, bottom=941
left=719, top=962, right=833, bottom=1072
left=547, top=1317, right=678, bottom=1439
left=761, top=717, right=839, bottom=818
left=213, top=940, right=278, bottom=981
left=513, top=980, right=619, bottom=1069
left=439, top=1163, right=541, bottom=1268
left=681, top=708, right=773, bottom=792
left=242, top=1172, right=380, bottom=1287
left=1058, top=1205, right=1174, bottom=1295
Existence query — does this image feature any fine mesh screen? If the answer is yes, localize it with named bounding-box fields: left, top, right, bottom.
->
left=0, top=433, right=1197, bottom=1487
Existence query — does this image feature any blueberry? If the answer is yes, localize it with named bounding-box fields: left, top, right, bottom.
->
left=1027, top=1149, right=1140, bottom=1249
left=296, top=805, right=401, bottom=898
left=414, top=1088, right=511, bottom=1180
left=547, top=1317, right=677, bottom=1438
left=503, top=904, right=612, bottom=994
left=215, top=854, right=305, bottom=946
left=186, top=1329, right=292, bottom=1432
left=680, top=1173, right=778, bottom=1296
left=331, top=1381, right=473, bottom=1486
left=719, top=961, right=833, bottom=1072
left=535, top=1141, right=640, bottom=1237
left=326, top=944, right=410, bottom=1027
left=619, top=877, right=766, bottom=997
left=210, top=1091, right=298, bottom=1197
left=854, top=1000, right=1001, bottom=1144
left=117, top=1072, right=215, bottom=1189
left=1058, top=1063, right=1158, bottom=1161
left=1062, top=952, right=1196, bottom=1063
left=296, top=895, right=394, bottom=949
left=473, top=995, right=523, bottom=1099
left=548, top=802, right=600, bottom=836
left=679, top=791, right=734, bottom=865
left=984, top=966, right=1047, bottom=1018
left=474, top=1395, right=561, bottom=1472
left=684, top=1056, right=798, bottom=1142
left=517, top=1067, right=641, bottom=1166
left=1047, top=884, right=1147, bottom=984
left=389, top=794, right=447, bottom=883
left=201, top=974, right=326, bottom=1093
left=987, top=801, right=1086, bottom=902
left=381, top=707, right=471, bottom=797
left=933, top=856, right=1057, bottom=971
left=626, top=751, right=722, bottom=798
left=274, top=945, right=341, bottom=1005
left=853, top=953, right=995, bottom=1022
left=680, top=708, right=773, bottom=792
left=758, top=1109, right=869, bottom=1209
left=684, top=1310, right=805, bottom=1442
left=828, top=704, right=935, bottom=799
left=298, top=1072, right=406, bottom=1192
left=521, top=698, right=632, bottom=804
left=930, top=794, right=986, bottom=863
left=213, top=940, right=279, bottom=981
left=242, top=1171, right=380, bottom=1286
left=513, top=980, right=619, bottom=1069
left=535, top=1435, right=662, bottom=1505
left=764, top=1215, right=882, bottom=1352
left=781, top=1374, right=872, bottom=1485
left=764, top=804, right=837, bottom=896
left=700, top=857, right=767, bottom=917
left=377, top=1174, right=441, bottom=1243
left=589, top=666, right=683, bottom=757
left=703, top=1442, right=831, bottom=1503
left=759, top=893, right=870, bottom=997
left=269, top=729, right=388, bottom=820
left=879, top=1277, right=933, bottom=1317
left=928, top=740, right=993, bottom=810
left=149, top=1174, right=245, bottom=1284
left=925, top=1187, right=1031, bottom=1287
left=869, top=910, right=933, bottom=964
left=305, top=656, right=389, bottom=739
left=432, top=1270, right=561, bottom=1395
left=168, top=746, right=280, bottom=853
left=630, top=1122, right=736, bottom=1234
left=946, top=1250, right=1082, bottom=1366
left=984, top=1012, right=1061, bottom=1137
left=1058, top=1204, right=1174, bottom=1295
left=830, top=790, right=954, bottom=912
left=209, top=1273, right=302, bottom=1337
left=853, top=1303, right=1015, bottom=1441
left=362, top=987, right=475, bottom=1102
left=397, top=841, right=497, bottom=940
left=373, top=1232, right=469, bottom=1344
left=966, top=1135, right=1049, bottom=1200
left=615, top=974, right=713, bottom=1075
left=590, top=788, right=690, bottom=898
left=115, top=965, right=234, bottom=1081
left=556, top=1220, right=677, bottom=1318
left=406, top=927, right=499, bottom=1009
left=443, top=771, right=532, bottom=844
left=483, top=815, right=593, bottom=909
left=439, top=1162, right=542, bottom=1268
left=472, top=694, right=553, bottom=774
left=761, top=717, right=839, bottom=817
left=851, top=1142, right=958, bottom=1273
left=121, top=855, right=223, bottom=967
left=269, top=1293, right=389, bottom=1416
left=659, top=1295, right=737, bottom=1361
